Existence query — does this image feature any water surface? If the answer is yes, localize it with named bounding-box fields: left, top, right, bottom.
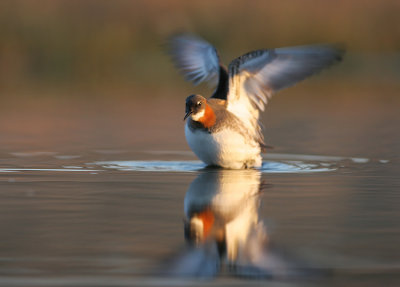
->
left=0, top=148, right=399, bottom=286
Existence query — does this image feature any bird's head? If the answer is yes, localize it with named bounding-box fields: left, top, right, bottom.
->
left=184, top=94, right=207, bottom=121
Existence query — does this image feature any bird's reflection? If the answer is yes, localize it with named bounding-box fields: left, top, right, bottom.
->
left=163, top=168, right=309, bottom=279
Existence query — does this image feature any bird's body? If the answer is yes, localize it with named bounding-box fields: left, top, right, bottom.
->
left=185, top=98, right=262, bottom=169
left=168, top=34, right=343, bottom=169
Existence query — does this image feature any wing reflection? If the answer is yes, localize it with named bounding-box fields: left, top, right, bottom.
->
left=164, top=168, right=313, bottom=279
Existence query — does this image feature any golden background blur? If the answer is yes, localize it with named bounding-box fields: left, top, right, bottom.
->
left=0, top=0, right=399, bottom=157
left=1, top=0, right=399, bottom=93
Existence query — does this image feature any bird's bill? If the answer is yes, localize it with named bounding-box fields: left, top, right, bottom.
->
left=184, top=110, right=193, bottom=120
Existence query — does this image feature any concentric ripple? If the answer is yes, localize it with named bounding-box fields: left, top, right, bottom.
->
left=90, top=159, right=336, bottom=173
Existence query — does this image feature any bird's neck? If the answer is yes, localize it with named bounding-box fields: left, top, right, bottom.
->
left=197, top=209, right=214, bottom=239
left=197, top=103, right=216, bottom=129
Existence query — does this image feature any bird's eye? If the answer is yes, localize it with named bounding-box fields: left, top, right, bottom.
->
left=197, top=101, right=202, bottom=106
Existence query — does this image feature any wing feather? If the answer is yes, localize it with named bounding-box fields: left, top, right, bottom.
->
left=167, top=34, right=220, bottom=87
left=227, top=45, right=343, bottom=145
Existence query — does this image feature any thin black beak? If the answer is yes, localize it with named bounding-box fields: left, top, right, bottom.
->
left=184, top=110, right=193, bottom=121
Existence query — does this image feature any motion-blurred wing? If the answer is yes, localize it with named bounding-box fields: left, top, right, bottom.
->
left=227, top=45, right=343, bottom=135
left=167, top=34, right=220, bottom=87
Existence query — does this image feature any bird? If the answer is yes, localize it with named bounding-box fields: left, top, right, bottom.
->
left=167, top=34, right=344, bottom=169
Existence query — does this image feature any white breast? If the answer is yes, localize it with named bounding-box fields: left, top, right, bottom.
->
left=185, top=122, right=262, bottom=169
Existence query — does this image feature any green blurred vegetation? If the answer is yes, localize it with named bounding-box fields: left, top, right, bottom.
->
left=0, top=0, right=399, bottom=96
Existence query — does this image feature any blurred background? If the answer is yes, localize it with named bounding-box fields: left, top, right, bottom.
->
left=0, top=0, right=399, bottom=158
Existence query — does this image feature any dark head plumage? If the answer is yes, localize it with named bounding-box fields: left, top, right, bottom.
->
left=184, top=94, right=207, bottom=121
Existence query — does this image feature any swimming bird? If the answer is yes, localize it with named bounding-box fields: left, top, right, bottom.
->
left=168, top=34, right=343, bottom=169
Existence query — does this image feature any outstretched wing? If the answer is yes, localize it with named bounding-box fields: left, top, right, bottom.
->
left=167, top=34, right=221, bottom=87
left=227, top=45, right=344, bottom=139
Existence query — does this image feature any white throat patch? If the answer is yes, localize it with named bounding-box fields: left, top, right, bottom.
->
left=191, top=109, right=205, bottom=121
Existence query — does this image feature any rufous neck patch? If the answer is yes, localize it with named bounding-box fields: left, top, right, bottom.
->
left=198, top=104, right=216, bottom=128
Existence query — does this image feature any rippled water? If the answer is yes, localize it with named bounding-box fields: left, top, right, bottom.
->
left=0, top=148, right=399, bottom=286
